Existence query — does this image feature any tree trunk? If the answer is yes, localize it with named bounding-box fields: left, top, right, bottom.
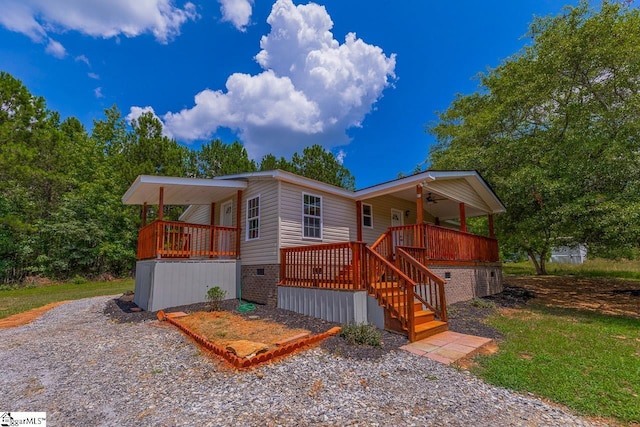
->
left=527, top=249, right=548, bottom=275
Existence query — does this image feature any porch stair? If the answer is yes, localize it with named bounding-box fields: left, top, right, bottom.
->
left=369, top=281, right=448, bottom=341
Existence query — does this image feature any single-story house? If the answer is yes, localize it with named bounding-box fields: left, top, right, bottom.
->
left=122, top=169, right=505, bottom=341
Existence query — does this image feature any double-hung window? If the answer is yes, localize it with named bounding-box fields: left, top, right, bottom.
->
left=246, top=196, right=260, bottom=240
left=303, top=193, right=322, bottom=239
left=362, top=203, right=373, bottom=228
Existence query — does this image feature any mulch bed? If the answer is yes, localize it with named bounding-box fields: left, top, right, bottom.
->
left=447, top=286, right=535, bottom=341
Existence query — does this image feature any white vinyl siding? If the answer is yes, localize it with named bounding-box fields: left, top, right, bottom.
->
left=360, top=195, right=435, bottom=245
left=246, top=195, right=260, bottom=240
left=362, top=203, right=373, bottom=228
left=180, top=204, right=210, bottom=225
left=240, top=179, right=279, bottom=265
left=302, top=193, right=322, bottom=239
left=280, top=182, right=355, bottom=248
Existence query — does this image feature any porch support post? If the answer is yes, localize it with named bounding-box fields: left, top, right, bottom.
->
left=158, top=187, right=164, bottom=221
left=141, top=202, right=147, bottom=227
left=209, top=203, right=216, bottom=256
left=356, top=200, right=363, bottom=241
left=488, top=214, right=495, bottom=238
left=459, top=203, right=467, bottom=232
left=416, top=185, right=424, bottom=224
left=235, top=190, right=242, bottom=259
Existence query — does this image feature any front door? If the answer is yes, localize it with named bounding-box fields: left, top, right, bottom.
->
left=390, top=208, right=404, bottom=248
left=219, top=201, right=233, bottom=254
left=221, top=201, right=233, bottom=226
left=391, top=209, right=404, bottom=228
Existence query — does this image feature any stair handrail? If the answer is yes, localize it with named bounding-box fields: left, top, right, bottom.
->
left=396, top=247, right=447, bottom=322
left=364, top=246, right=417, bottom=335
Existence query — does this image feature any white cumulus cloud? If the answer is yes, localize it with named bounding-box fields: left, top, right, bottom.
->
left=218, top=0, right=253, bottom=31
left=0, top=0, right=199, bottom=46
left=75, top=54, right=90, bottom=66
left=147, top=0, right=396, bottom=159
left=45, top=38, right=66, bottom=58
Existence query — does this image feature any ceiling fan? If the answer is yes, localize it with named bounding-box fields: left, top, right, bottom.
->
left=425, top=192, right=447, bottom=204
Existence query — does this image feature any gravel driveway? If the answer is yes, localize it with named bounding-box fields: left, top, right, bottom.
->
left=0, top=296, right=602, bottom=426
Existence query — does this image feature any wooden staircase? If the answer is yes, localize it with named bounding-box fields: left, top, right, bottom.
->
left=368, top=229, right=449, bottom=342
left=370, top=280, right=447, bottom=341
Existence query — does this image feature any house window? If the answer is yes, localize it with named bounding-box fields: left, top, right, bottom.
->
left=246, top=196, right=260, bottom=240
left=303, top=193, right=322, bottom=239
left=362, top=203, right=373, bottom=228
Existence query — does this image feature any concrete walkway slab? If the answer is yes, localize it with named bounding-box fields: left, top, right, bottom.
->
left=400, top=331, right=493, bottom=365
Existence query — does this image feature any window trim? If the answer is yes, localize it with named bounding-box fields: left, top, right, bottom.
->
left=245, top=195, right=260, bottom=241
left=302, top=192, right=323, bottom=240
left=362, top=203, right=373, bottom=229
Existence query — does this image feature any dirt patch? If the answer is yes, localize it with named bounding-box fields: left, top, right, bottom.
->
left=0, top=301, right=71, bottom=329
left=505, top=275, right=640, bottom=319
left=455, top=341, right=499, bottom=370
left=176, top=311, right=310, bottom=355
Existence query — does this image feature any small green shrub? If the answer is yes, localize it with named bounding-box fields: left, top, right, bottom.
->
left=340, top=323, right=382, bottom=347
left=470, top=298, right=496, bottom=309
left=71, top=275, right=86, bottom=285
left=206, top=286, right=226, bottom=311
left=0, top=284, right=16, bottom=292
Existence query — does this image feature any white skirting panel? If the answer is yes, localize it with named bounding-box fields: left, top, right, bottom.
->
left=134, top=259, right=238, bottom=312
left=277, top=286, right=369, bottom=324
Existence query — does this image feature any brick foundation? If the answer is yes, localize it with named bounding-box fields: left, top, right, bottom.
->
left=427, top=263, right=503, bottom=305
left=240, top=264, right=279, bottom=306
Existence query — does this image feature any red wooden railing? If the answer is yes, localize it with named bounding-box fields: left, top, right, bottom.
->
left=365, top=246, right=417, bottom=336
left=371, top=223, right=498, bottom=263
left=279, top=242, right=367, bottom=290
left=137, top=220, right=237, bottom=260
left=279, top=241, right=452, bottom=340
left=396, top=248, right=447, bottom=322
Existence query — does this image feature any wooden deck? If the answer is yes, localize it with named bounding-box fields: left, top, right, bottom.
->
left=137, top=220, right=238, bottom=260
left=279, top=224, right=498, bottom=342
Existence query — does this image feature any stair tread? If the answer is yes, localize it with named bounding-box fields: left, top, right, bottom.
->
left=414, top=310, right=434, bottom=317
left=414, top=320, right=447, bottom=333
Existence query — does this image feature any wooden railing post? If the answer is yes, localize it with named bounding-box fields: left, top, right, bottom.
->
left=407, top=278, right=416, bottom=342
left=352, top=242, right=361, bottom=290
left=235, top=190, right=242, bottom=259
left=156, top=220, right=163, bottom=259
left=280, top=249, right=286, bottom=285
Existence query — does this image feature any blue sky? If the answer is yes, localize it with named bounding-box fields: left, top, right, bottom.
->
left=0, top=0, right=592, bottom=188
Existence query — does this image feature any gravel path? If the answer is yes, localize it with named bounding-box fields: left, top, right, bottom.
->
left=0, top=296, right=604, bottom=426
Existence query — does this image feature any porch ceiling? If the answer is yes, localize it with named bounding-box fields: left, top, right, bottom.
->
left=122, top=175, right=247, bottom=205
left=355, top=171, right=506, bottom=220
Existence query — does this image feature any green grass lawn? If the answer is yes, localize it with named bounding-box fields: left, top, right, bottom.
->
left=0, top=278, right=134, bottom=319
left=472, top=305, right=640, bottom=423
left=504, top=258, right=640, bottom=280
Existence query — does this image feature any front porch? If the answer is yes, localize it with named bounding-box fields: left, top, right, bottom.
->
left=279, top=223, right=501, bottom=342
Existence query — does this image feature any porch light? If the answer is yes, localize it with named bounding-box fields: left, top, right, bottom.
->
left=405, top=210, right=410, bottom=217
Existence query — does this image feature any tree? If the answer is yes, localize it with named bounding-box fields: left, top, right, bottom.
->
left=258, top=153, right=294, bottom=172
left=290, top=145, right=356, bottom=190
left=194, top=140, right=256, bottom=178
left=428, top=1, right=640, bottom=274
